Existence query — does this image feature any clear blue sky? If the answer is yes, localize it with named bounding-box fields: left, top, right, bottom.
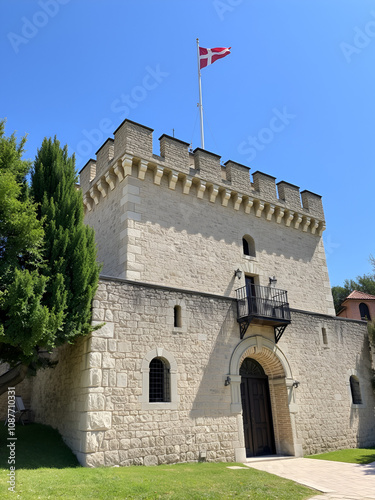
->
left=1, top=0, right=374, bottom=287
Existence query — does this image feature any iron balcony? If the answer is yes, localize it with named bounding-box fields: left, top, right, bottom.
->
left=235, top=284, right=291, bottom=342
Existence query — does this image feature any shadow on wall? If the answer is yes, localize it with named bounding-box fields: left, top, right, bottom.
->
left=140, top=171, right=320, bottom=264
left=350, top=335, right=375, bottom=449
left=189, top=302, right=239, bottom=419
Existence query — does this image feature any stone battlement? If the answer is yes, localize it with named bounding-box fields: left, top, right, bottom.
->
left=79, top=119, right=325, bottom=234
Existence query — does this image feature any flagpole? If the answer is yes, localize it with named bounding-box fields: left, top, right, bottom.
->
left=196, top=38, right=205, bottom=149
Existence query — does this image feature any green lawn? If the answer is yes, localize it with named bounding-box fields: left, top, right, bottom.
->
left=306, top=447, right=375, bottom=465
left=0, top=423, right=316, bottom=499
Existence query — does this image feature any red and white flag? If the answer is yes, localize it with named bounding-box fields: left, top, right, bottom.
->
left=199, top=46, right=231, bottom=69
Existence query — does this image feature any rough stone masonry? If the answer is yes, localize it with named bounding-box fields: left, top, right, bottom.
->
left=2, top=118, right=373, bottom=466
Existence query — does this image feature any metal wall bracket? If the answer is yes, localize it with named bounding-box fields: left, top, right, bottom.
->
left=239, top=320, right=251, bottom=339
left=274, top=324, right=288, bottom=344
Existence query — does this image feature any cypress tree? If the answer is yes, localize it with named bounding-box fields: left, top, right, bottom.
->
left=0, top=121, right=56, bottom=376
left=32, top=137, right=101, bottom=346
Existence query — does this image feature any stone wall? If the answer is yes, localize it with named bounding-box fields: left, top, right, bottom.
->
left=29, top=337, right=89, bottom=456
left=279, top=310, right=375, bottom=454
left=79, top=119, right=334, bottom=315
left=76, top=278, right=243, bottom=466
left=29, top=278, right=375, bottom=466
left=126, top=172, right=333, bottom=315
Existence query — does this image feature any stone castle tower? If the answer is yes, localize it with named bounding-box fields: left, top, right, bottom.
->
left=12, top=118, right=374, bottom=467
left=80, top=119, right=334, bottom=316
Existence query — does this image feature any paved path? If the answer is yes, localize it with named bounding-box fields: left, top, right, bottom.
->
left=243, top=457, right=375, bottom=499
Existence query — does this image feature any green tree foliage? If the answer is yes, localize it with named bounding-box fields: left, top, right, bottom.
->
left=0, top=124, right=100, bottom=383
left=31, top=137, right=101, bottom=346
left=332, top=256, right=375, bottom=313
left=0, top=120, right=58, bottom=366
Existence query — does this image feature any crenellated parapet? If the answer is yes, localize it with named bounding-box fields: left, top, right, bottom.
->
left=79, top=119, right=326, bottom=235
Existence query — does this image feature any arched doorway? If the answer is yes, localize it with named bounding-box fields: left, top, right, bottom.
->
left=240, top=358, right=275, bottom=457
left=228, top=335, right=301, bottom=460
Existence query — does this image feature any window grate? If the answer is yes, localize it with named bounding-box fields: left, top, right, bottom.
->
left=149, top=358, right=170, bottom=402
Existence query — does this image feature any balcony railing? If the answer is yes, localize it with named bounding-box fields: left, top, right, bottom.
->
left=235, top=284, right=291, bottom=341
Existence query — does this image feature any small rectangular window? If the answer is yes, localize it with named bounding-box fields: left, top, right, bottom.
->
left=322, top=327, right=328, bottom=345
left=174, top=305, right=182, bottom=328
left=350, top=376, right=362, bottom=405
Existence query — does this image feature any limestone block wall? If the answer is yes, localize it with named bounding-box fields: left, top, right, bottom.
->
left=126, top=172, right=333, bottom=315
left=79, top=119, right=334, bottom=316
left=76, top=278, right=243, bottom=467
left=81, top=279, right=374, bottom=464
left=28, top=278, right=374, bottom=466
left=29, top=337, right=89, bottom=456
left=278, top=311, right=375, bottom=454
left=83, top=166, right=126, bottom=278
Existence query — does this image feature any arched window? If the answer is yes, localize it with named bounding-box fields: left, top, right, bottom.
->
left=359, top=303, right=371, bottom=321
left=174, top=305, right=182, bottom=328
left=242, top=235, right=256, bottom=257
left=349, top=375, right=362, bottom=405
left=149, top=358, right=170, bottom=403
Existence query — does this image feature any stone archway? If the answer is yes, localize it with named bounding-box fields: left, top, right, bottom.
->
left=228, top=335, right=302, bottom=461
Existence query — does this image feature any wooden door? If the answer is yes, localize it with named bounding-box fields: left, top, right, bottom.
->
left=240, top=361, right=275, bottom=457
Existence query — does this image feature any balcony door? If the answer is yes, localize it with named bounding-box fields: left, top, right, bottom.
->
left=245, top=276, right=257, bottom=314
left=240, top=358, right=275, bottom=457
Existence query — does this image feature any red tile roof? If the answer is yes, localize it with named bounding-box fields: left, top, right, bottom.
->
left=346, top=290, right=375, bottom=300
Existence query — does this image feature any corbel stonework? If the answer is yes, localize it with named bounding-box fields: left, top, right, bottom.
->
left=254, top=200, right=265, bottom=218
left=294, top=214, right=303, bottom=230
left=182, top=176, right=192, bottom=195
left=114, top=160, right=124, bottom=182
left=169, top=170, right=178, bottom=190
left=285, top=210, right=294, bottom=227
left=275, top=207, right=285, bottom=224
left=221, top=189, right=231, bottom=207
left=83, top=194, right=93, bottom=212
left=154, top=166, right=164, bottom=185
left=310, top=220, right=319, bottom=235
left=105, top=171, right=116, bottom=191
left=302, top=216, right=311, bottom=232
left=122, top=154, right=133, bottom=178
left=138, top=160, right=148, bottom=180
left=244, top=198, right=254, bottom=214
left=196, top=180, right=206, bottom=199
left=233, top=194, right=243, bottom=211
left=89, top=186, right=100, bottom=205
left=97, top=178, right=108, bottom=198
left=317, top=222, right=326, bottom=236
left=86, top=149, right=327, bottom=238
left=209, top=184, right=219, bottom=203
left=265, top=204, right=275, bottom=221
